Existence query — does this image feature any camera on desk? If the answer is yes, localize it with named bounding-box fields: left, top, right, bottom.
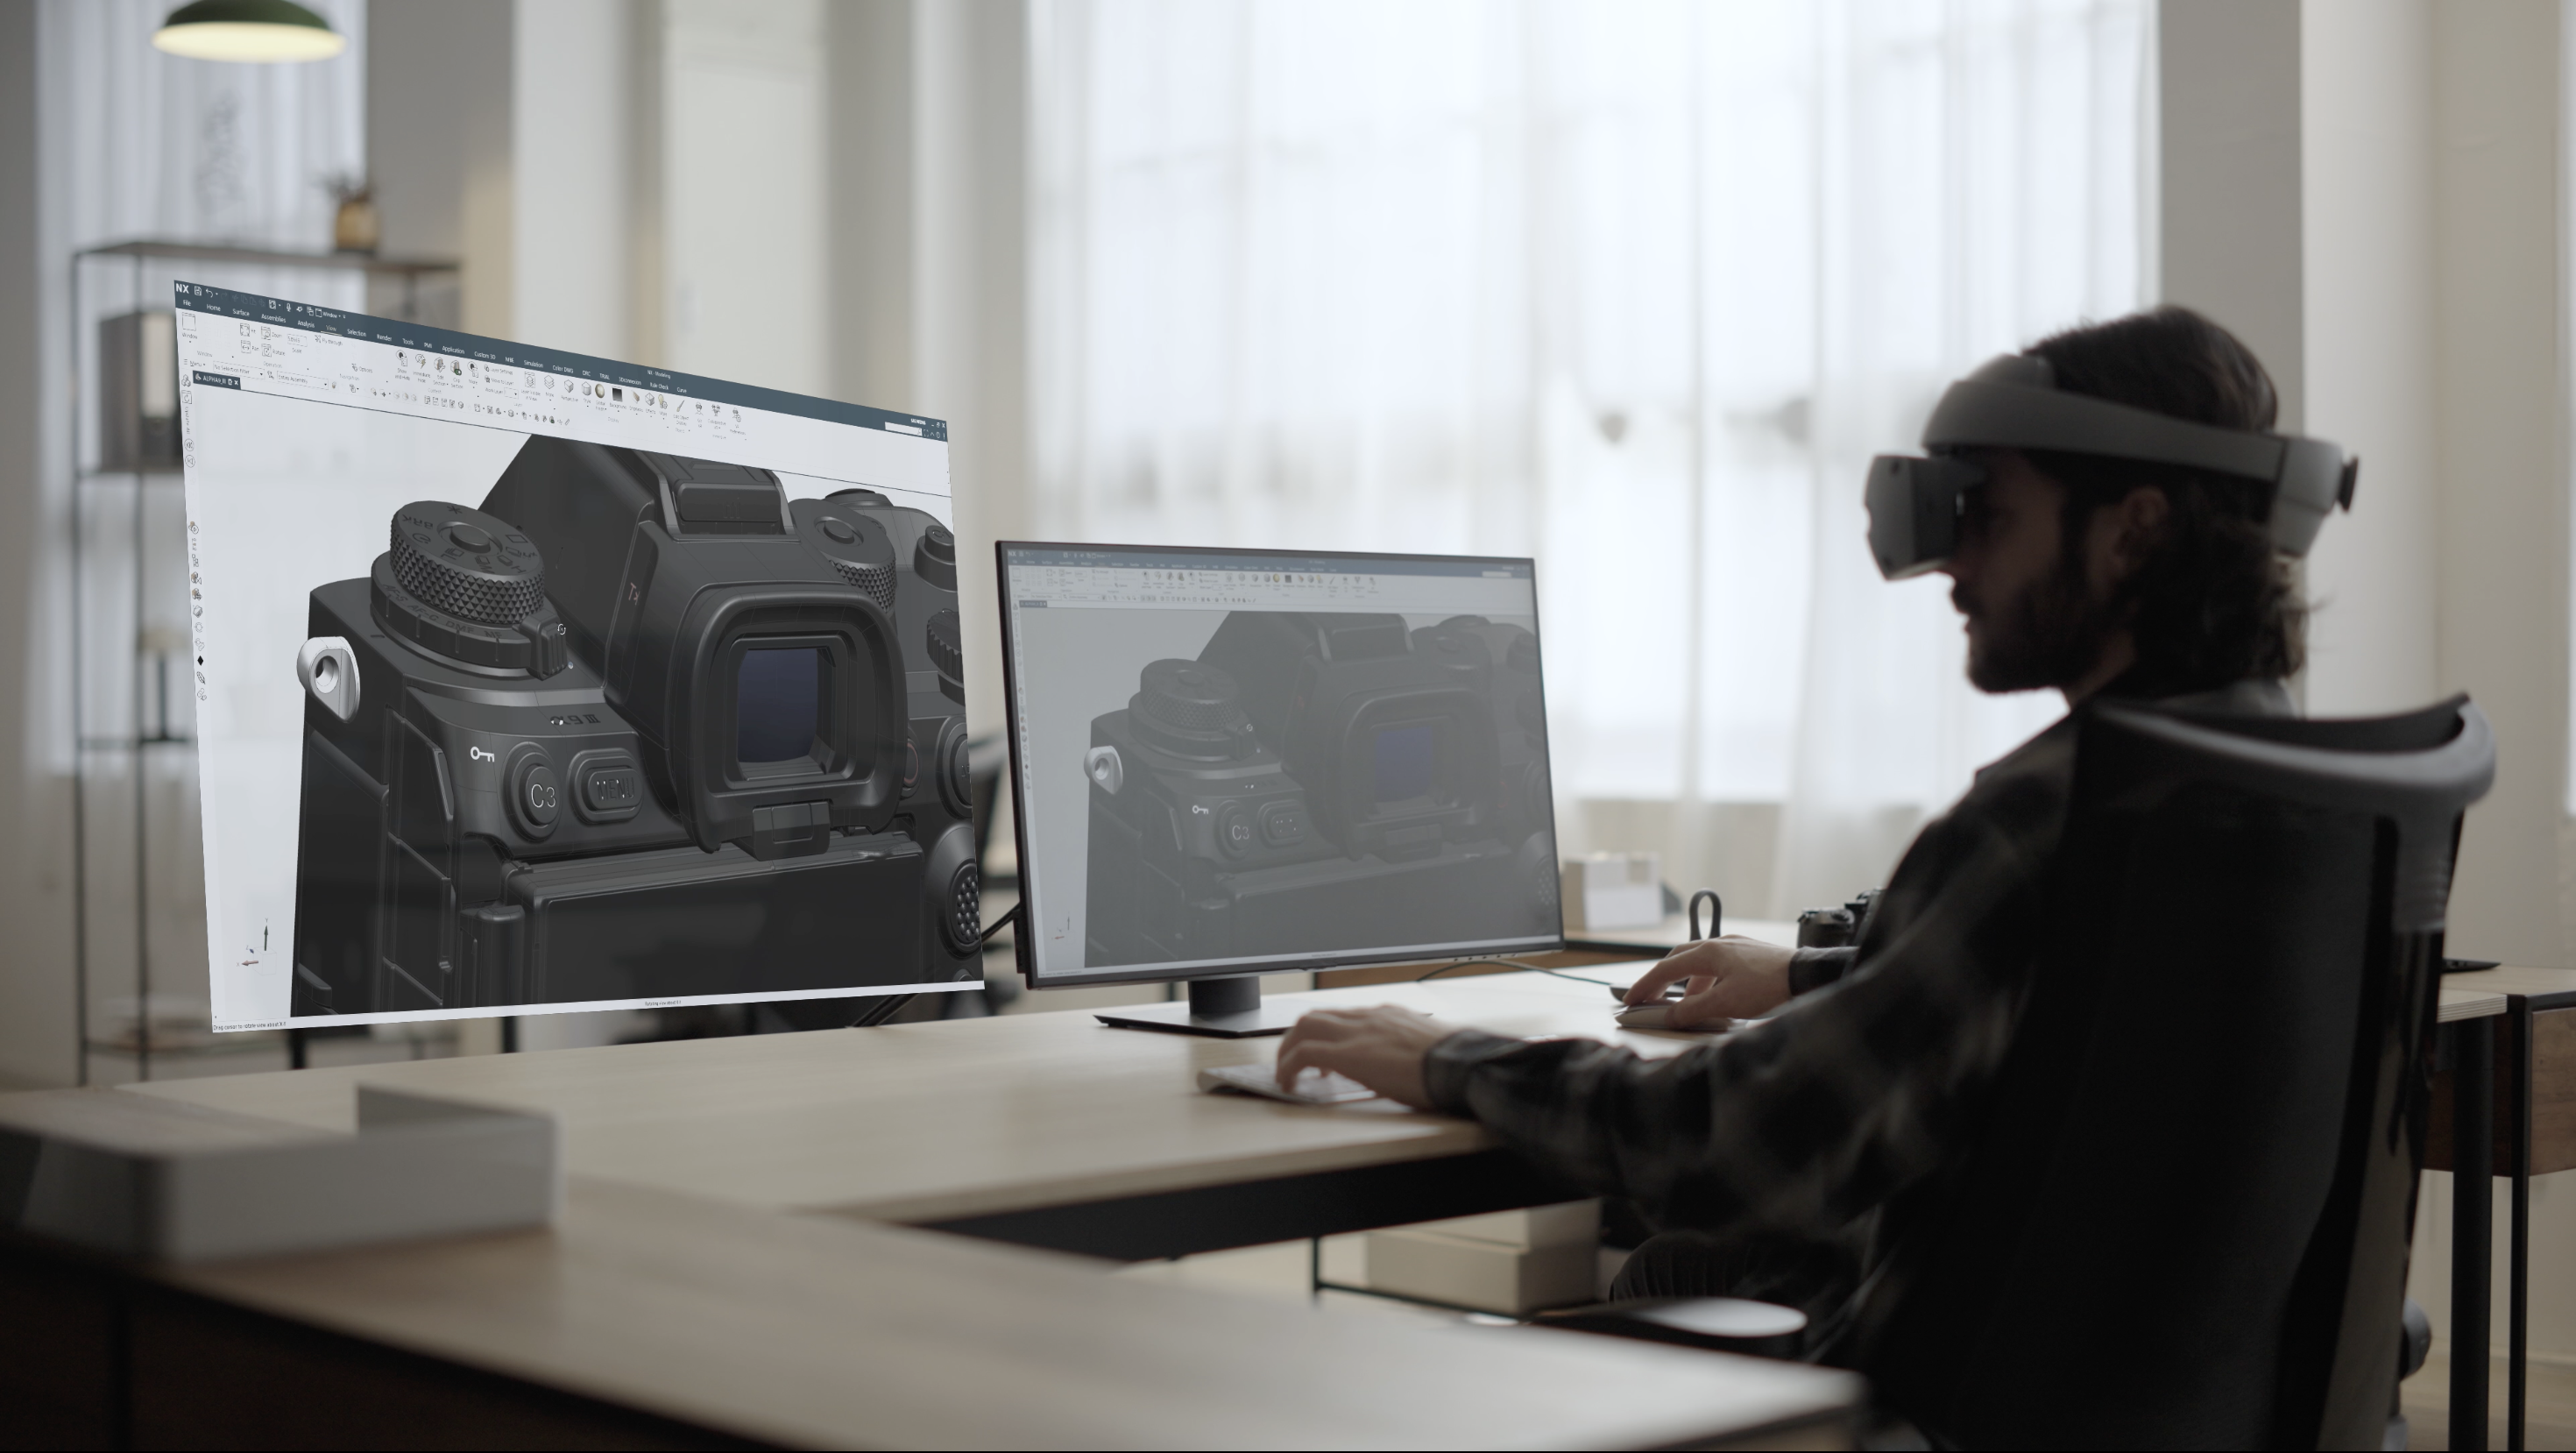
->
left=289, top=434, right=980, bottom=1017
left=1081, top=611, right=1557, bottom=966
left=1796, top=889, right=1881, bottom=949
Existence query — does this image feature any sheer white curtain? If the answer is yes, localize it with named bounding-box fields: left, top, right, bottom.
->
left=1028, top=0, right=2146, bottom=912
left=39, top=0, right=370, bottom=770
left=36, top=1, right=368, bottom=1039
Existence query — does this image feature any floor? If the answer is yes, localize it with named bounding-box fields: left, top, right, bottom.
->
left=2402, top=1351, right=2576, bottom=1450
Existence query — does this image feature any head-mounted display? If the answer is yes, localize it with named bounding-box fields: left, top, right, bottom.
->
left=1863, top=353, right=2359, bottom=579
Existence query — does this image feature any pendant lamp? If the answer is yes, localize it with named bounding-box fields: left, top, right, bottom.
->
left=152, top=0, right=345, bottom=62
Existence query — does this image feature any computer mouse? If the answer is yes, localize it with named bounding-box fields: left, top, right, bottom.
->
left=1613, top=1003, right=1730, bottom=1033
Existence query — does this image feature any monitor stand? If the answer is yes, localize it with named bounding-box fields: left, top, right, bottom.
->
left=1094, top=975, right=1305, bottom=1038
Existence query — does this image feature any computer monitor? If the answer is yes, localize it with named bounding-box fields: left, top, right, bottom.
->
left=995, top=542, right=1562, bottom=1035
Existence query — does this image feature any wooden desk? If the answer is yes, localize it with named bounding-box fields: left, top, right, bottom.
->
left=2, top=1175, right=1860, bottom=1449
left=2424, top=965, right=2576, bottom=1453
left=12, top=969, right=1868, bottom=1449
left=128, top=970, right=1684, bottom=1258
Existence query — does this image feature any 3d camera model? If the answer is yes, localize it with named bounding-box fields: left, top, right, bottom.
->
left=1081, top=612, right=1557, bottom=967
left=289, top=435, right=980, bottom=1017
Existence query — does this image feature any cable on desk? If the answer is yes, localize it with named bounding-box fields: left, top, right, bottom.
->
left=1415, top=958, right=1623, bottom=991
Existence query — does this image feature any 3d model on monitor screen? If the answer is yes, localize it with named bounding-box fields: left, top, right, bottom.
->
left=288, top=434, right=979, bottom=1017
left=1080, top=611, right=1556, bottom=967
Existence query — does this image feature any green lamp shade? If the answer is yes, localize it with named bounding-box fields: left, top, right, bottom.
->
left=153, top=0, right=345, bottom=62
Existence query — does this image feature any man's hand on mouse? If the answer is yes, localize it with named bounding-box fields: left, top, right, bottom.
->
left=1275, top=1005, right=1445, bottom=1109
left=1624, top=936, right=1798, bottom=1027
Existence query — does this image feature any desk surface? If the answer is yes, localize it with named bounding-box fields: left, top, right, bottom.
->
left=99, top=959, right=2576, bottom=1449
left=159, top=1174, right=1857, bottom=1451
left=2445, top=964, right=2576, bottom=1007
left=1582, top=915, right=2565, bottom=1024
left=134, top=969, right=1685, bottom=1226
left=133, top=960, right=2572, bottom=1226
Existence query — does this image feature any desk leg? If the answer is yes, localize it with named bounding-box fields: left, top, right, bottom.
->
left=2510, top=1001, right=2531, bottom=1453
left=2454, top=1016, right=2494, bottom=1453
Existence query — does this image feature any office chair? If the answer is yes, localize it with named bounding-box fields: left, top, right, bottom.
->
left=1569, top=695, right=2495, bottom=1450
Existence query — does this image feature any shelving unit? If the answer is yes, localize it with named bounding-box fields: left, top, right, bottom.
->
left=69, top=241, right=457, bottom=1085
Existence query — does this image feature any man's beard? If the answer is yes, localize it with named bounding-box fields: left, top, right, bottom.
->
left=1955, top=554, right=2118, bottom=693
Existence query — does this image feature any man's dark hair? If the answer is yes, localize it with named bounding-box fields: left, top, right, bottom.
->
left=2021, top=306, right=2306, bottom=691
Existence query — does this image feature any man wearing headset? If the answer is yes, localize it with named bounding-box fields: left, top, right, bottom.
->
left=1276, top=305, right=2356, bottom=1350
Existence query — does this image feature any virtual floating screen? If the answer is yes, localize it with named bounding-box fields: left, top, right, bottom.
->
left=175, top=281, right=976, bottom=1031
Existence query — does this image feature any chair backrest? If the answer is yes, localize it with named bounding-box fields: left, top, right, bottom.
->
left=1861, top=695, right=2495, bottom=1450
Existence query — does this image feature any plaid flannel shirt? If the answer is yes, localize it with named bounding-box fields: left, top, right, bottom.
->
left=1424, top=679, right=2291, bottom=1319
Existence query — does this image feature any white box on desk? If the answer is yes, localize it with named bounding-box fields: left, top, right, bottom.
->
left=1562, top=853, right=1662, bottom=932
left=1364, top=1226, right=1598, bottom=1315
left=0, top=1084, right=560, bottom=1262
left=1410, top=1198, right=1600, bottom=1251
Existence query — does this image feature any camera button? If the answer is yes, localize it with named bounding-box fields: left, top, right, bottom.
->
left=584, top=766, right=639, bottom=812
left=568, top=749, right=643, bottom=824
left=506, top=748, right=561, bottom=840
left=818, top=517, right=857, bottom=544
left=1214, top=801, right=1254, bottom=858
left=522, top=765, right=560, bottom=826
left=1258, top=803, right=1306, bottom=847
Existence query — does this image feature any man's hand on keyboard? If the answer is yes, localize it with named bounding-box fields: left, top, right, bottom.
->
left=1276, top=1005, right=1445, bottom=1109
left=1625, top=936, right=1798, bottom=1027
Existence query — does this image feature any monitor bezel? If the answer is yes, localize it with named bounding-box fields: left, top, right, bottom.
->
left=994, top=539, right=1566, bottom=990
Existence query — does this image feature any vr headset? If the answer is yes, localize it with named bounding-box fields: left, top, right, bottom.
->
left=1864, top=353, right=2360, bottom=580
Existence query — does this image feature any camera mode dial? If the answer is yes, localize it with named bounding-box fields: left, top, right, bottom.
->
left=794, top=500, right=898, bottom=611
left=1130, top=659, right=1257, bottom=760
left=389, top=502, right=545, bottom=625
left=373, top=503, right=570, bottom=679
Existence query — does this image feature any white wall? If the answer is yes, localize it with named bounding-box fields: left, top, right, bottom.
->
left=513, top=0, right=639, bottom=360
left=2285, top=0, right=2576, bottom=1366
left=661, top=0, right=827, bottom=394
left=819, top=0, right=1026, bottom=724
left=2159, top=0, right=2307, bottom=432
left=2301, top=0, right=2440, bottom=717
left=911, top=0, right=1026, bottom=728
left=371, top=0, right=512, bottom=330
left=2431, top=4, right=2570, bottom=975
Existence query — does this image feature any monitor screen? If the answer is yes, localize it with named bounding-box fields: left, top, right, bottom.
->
left=998, top=543, right=1561, bottom=987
